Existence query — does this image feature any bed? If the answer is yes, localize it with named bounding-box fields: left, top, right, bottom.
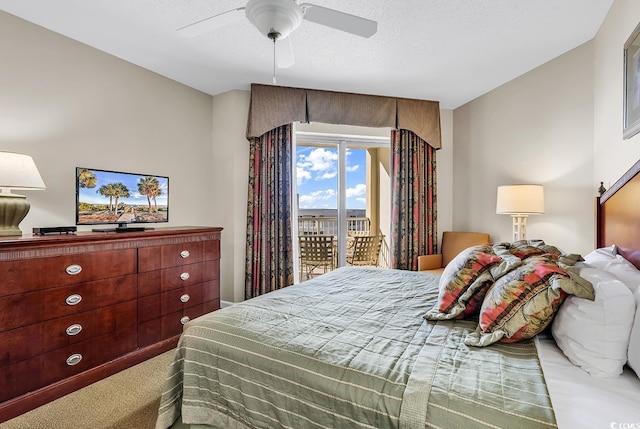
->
left=156, top=164, right=640, bottom=429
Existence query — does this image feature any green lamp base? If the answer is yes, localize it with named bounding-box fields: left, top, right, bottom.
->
left=0, top=193, right=29, bottom=236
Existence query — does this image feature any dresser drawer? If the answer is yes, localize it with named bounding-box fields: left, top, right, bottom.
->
left=138, top=260, right=218, bottom=296
left=0, top=356, right=41, bottom=403
left=0, top=328, right=137, bottom=403
left=0, top=275, right=137, bottom=331
left=138, top=300, right=219, bottom=347
left=41, top=330, right=137, bottom=386
left=137, top=283, right=205, bottom=323
left=0, top=249, right=137, bottom=296
left=0, top=300, right=137, bottom=367
left=137, top=279, right=219, bottom=324
left=202, top=279, right=221, bottom=303
left=138, top=239, right=219, bottom=272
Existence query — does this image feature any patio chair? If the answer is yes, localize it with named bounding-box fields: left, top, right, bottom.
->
left=299, top=234, right=336, bottom=280
left=346, top=234, right=383, bottom=267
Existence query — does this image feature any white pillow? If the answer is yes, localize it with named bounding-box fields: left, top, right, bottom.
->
left=601, top=257, right=640, bottom=292
left=628, top=287, right=640, bottom=377
left=583, top=246, right=640, bottom=291
left=615, top=253, right=639, bottom=268
left=552, top=267, right=635, bottom=377
left=582, top=245, right=617, bottom=269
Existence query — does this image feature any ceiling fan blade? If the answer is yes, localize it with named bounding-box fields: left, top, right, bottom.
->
left=177, top=7, right=245, bottom=37
left=300, top=3, right=377, bottom=38
left=276, top=36, right=295, bottom=69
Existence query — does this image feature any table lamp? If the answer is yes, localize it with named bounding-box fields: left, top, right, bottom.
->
left=0, top=151, right=46, bottom=236
left=496, top=184, right=544, bottom=241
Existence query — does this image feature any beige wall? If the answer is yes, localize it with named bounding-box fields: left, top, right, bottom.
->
left=377, top=147, right=391, bottom=258
left=211, top=90, right=250, bottom=302
left=453, top=42, right=595, bottom=254
left=450, top=0, right=640, bottom=256
left=437, top=110, right=454, bottom=240
left=0, top=12, right=220, bottom=271
left=594, top=0, right=640, bottom=186
left=0, top=6, right=454, bottom=303
left=9, top=0, right=640, bottom=302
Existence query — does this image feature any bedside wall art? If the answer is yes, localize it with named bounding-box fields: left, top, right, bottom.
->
left=624, top=21, right=640, bottom=139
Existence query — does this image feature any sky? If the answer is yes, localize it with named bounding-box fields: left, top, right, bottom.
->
left=77, top=168, right=169, bottom=206
left=296, top=146, right=366, bottom=209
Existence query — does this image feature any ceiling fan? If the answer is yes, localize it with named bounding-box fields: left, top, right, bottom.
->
left=177, top=0, right=378, bottom=71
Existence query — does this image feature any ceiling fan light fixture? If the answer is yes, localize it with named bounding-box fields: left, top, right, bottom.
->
left=245, top=0, right=303, bottom=40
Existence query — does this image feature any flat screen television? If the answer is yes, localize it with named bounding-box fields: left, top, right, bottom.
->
left=76, top=167, right=169, bottom=232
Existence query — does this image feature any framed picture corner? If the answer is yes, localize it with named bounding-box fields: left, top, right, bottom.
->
left=623, top=21, right=640, bottom=140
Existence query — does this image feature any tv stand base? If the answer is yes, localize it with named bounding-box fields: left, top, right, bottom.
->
left=91, top=227, right=148, bottom=233
left=116, top=227, right=147, bottom=232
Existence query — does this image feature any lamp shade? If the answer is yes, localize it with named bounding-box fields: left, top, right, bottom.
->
left=0, top=151, right=46, bottom=191
left=496, top=185, right=544, bottom=215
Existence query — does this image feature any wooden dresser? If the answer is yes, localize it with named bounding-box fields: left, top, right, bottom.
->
left=0, top=226, right=222, bottom=422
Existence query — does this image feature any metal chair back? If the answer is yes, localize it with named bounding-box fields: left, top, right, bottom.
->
left=299, top=235, right=336, bottom=279
left=347, top=235, right=383, bottom=267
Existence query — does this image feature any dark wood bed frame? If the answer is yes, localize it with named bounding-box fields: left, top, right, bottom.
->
left=596, top=158, right=640, bottom=269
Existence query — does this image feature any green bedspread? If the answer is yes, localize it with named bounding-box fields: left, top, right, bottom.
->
left=156, top=267, right=556, bottom=429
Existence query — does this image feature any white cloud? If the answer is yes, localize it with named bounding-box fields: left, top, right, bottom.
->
left=345, top=148, right=361, bottom=173
left=346, top=183, right=366, bottom=198
left=297, top=148, right=337, bottom=184
left=298, top=189, right=337, bottom=208
left=319, top=171, right=337, bottom=180
left=296, top=165, right=311, bottom=185
left=307, top=148, right=337, bottom=170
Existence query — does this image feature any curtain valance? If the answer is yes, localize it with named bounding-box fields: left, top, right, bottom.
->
left=246, top=83, right=442, bottom=149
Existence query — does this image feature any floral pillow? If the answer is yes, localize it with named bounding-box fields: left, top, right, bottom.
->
left=424, top=244, right=520, bottom=320
left=465, top=253, right=594, bottom=347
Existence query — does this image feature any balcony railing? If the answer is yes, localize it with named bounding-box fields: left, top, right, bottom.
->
left=298, top=216, right=370, bottom=236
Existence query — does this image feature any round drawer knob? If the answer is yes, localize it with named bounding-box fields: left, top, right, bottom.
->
left=65, top=294, right=82, bottom=306
left=65, top=264, right=82, bottom=275
left=66, top=353, right=83, bottom=366
left=66, top=324, right=83, bottom=336
left=180, top=294, right=190, bottom=303
left=180, top=316, right=190, bottom=325
left=180, top=250, right=190, bottom=259
left=180, top=272, right=190, bottom=281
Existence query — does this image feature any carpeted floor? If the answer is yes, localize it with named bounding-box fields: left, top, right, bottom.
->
left=0, top=350, right=175, bottom=429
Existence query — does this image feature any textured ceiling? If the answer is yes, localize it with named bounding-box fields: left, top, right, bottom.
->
left=0, top=0, right=613, bottom=109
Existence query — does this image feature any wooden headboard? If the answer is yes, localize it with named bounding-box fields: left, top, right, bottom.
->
left=596, top=159, right=640, bottom=269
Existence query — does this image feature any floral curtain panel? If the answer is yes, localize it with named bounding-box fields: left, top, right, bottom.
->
left=390, top=129, right=437, bottom=270
left=245, top=124, right=295, bottom=299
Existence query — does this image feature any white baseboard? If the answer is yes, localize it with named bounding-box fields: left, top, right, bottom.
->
left=220, top=300, right=234, bottom=308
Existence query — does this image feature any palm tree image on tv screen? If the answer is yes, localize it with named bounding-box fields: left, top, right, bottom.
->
left=76, top=168, right=169, bottom=225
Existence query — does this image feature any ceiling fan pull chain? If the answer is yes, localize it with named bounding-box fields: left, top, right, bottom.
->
left=272, top=37, right=277, bottom=85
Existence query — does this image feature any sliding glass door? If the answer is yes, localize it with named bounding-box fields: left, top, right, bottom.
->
left=293, top=130, right=389, bottom=282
